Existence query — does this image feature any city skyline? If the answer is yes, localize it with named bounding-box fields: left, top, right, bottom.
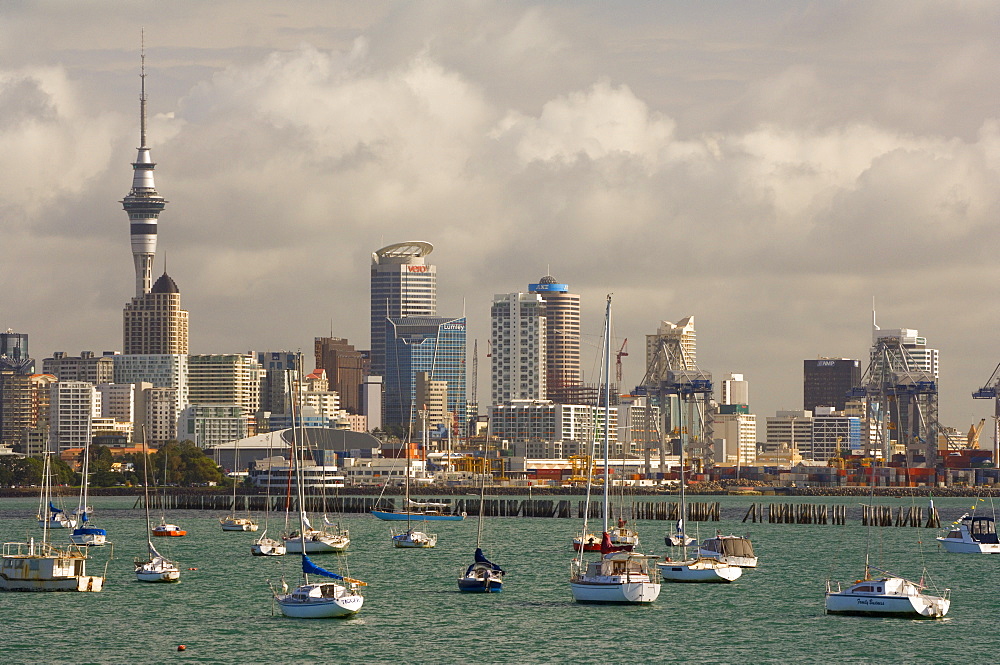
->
left=1, top=2, right=998, bottom=435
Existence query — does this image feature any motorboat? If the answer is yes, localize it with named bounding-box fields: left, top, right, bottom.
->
left=699, top=533, right=757, bottom=568
left=0, top=539, right=104, bottom=592
left=391, top=528, right=437, bottom=549
left=825, top=571, right=950, bottom=618
left=656, top=556, right=743, bottom=583
left=937, top=513, right=1000, bottom=553
left=570, top=536, right=661, bottom=604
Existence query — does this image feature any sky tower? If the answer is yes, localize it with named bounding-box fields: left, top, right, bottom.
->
left=121, top=42, right=167, bottom=297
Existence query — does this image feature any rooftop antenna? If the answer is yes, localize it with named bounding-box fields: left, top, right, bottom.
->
left=140, top=28, right=147, bottom=149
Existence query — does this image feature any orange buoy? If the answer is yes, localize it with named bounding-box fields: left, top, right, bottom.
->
left=178, top=645, right=186, bottom=651
left=187, top=567, right=198, bottom=570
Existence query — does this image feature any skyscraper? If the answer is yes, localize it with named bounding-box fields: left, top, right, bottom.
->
left=803, top=358, right=860, bottom=412
left=383, top=316, right=465, bottom=433
left=123, top=273, right=189, bottom=354
left=491, top=292, right=546, bottom=404
left=0, top=330, right=32, bottom=373
left=370, top=242, right=436, bottom=380
left=314, top=337, right=364, bottom=414
left=528, top=276, right=580, bottom=401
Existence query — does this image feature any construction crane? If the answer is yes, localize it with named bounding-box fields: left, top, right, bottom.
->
left=967, top=419, right=986, bottom=449
left=615, top=338, right=628, bottom=384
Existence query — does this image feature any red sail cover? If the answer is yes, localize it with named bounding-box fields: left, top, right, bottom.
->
left=599, top=531, right=627, bottom=554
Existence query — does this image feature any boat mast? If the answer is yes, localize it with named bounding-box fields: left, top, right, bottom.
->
left=602, top=294, right=612, bottom=535
left=679, top=394, right=686, bottom=548
left=292, top=352, right=308, bottom=583
left=476, top=462, right=486, bottom=549
left=140, top=427, right=153, bottom=556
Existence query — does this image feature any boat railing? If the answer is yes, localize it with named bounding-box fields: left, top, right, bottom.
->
left=825, top=580, right=842, bottom=594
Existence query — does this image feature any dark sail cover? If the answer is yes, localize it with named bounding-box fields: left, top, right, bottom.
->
left=466, top=547, right=505, bottom=574
left=302, top=554, right=345, bottom=581
left=48, top=501, right=64, bottom=515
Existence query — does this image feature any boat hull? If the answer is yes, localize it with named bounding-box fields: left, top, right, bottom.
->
left=69, top=528, right=108, bottom=547
left=1, top=542, right=103, bottom=592
left=570, top=580, right=660, bottom=604
left=221, top=523, right=259, bottom=532
left=656, top=559, right=742, bottom=583
left=283, top=535, right=350, bottom=554
left=370, top=510, right=464, bottom=521
left=136, top=569, right=180, bottom=583
left=276, top=585, right=364, bottom=618
left=458, top=577, right=503, bottom=593
left=825, top=592, right=949, bottom=618
left=936, top=537, right=1000, bottom=554
left=251, top=539, right=287, bottom=557
left=0, top=574, right=103, bottom=592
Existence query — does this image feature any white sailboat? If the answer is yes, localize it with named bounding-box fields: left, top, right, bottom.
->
left=252, top=409, right=287, bottom=557
left=70, top=431, right=107, bottom=547
left=570, top=295, right=660, bottom=604
left=273, top=371, right=365, bottom=619
left=37, top=458, right=76, bottom=530
left=657, top=414, right=741, bottom=584
left=151, top=444, right=186, bottom=537
left=391, top=443, right=437, bottom=548
left=220, top=437, right=258, bottom=532
left=135, top=432, right=180, bottom=583
left=1, top=453, right=104, bottom=592
left=281, top=378, right=350, bottom=554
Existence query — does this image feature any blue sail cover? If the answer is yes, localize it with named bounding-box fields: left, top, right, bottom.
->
left=48, top=501, right=64, bottom=515
left=466, top=547, right=505, bottom=574
left=302, top=554, right=345, bottom=581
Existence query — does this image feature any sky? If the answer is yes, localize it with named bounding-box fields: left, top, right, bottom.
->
left=1, top=1, right=998, bottom=441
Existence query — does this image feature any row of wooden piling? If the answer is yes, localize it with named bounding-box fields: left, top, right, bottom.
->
left=138, top=494, right=944, bottom=527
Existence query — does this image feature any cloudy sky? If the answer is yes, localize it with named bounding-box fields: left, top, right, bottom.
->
left=1, top=1, right=998, bottom=439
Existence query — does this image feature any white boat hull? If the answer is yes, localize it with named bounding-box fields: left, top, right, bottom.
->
left=937, top=536, right=1000, bottom=553
left=283, top=534, right=350, bottom=554
left=825, top=591, right=949, bottom=618
left=276, top=583, right=364, bottom=618
left=251, top=539, right=287, bottom=557
left=392, top=530, right=437, bottom=548
left=136, top=569, right=181, bottom=583
left=0, top=574, right=104, bottom=592
left=570, top=579, right=660, bottom=604
left=657, top=558, right=743, bottom=583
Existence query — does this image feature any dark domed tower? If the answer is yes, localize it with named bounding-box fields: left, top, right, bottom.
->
left=123, top=272, right=189, bottom=354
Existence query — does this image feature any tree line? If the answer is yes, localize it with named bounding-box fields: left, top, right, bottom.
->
left=0, top=440, right=228, bottom=488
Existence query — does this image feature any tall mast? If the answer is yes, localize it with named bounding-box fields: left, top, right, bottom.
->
left=602, top=294, right=612, bottom=535
left=121, top=30, right=167, bottom=298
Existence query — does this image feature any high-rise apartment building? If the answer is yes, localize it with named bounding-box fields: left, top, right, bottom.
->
left=803, top=358, right=861, bottom=412
left=646, top=316, right=697, bottom=372
left=491, top=292, right=546, bottom=405
left=713, top=404, right=758, bottom=465
left=314, top=337, right=364, bottom=414
left=256, top=351, right=298, bottom=415
left=48, top=381, right=100, bottom=453
left=43, top=351, right=116, bottom=385
left=528, top=276, right=580, bottom=400
left=0, top=373, right=56, bottom=452
left=383, top=316, right=465, bottom=432
left=370, top=241, right=436, bottom=380
left=188, top=354, right=264, bottom=415
left=113, top=354, right=189, bottom=419
left=720, top=373, right=749, bottom=406
left=123, top=273, right=189, bottom=354
left=765, top=410, right=814, bottom=458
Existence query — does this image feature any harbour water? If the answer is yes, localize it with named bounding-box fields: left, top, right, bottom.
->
left=1, top=494, right=995, bottom=664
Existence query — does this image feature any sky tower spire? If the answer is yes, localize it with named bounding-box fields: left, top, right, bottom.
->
left=121, top=31, right=167, bottom=297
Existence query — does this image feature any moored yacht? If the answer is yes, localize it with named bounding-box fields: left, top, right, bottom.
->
left=699, top=533, right=757, bottom=568
left=0, top=539, right=104, bottom=592
left=825, top=571, right=950, bottom=618
left=937, top=513, right=1000, bottom=553
left=570, top=534, right=661, bottom=604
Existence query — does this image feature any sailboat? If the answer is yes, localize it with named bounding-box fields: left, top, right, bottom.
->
left=273, top=377, right=365, bottom=618
left=220, top=437, right=258, bottom=532
left=656, top=406, right=741, bottom=583
left=70, top=435, right=107, bottom=547
left=252, top=412, right=287, bottom=557
left=390, top=424, right=437, bottom=548
left=569, top=295, right=660, bottom=604
left=135, top=432, right=180, bottom=583
left=37, top=460, right=75, bottom=530
left=1, top=453, right=104, bottom=592
left=281, top=378, right=350, bottom=554
left=457, top=463, right=504, bottom=592
left=151, top=444, right=186, bottom=537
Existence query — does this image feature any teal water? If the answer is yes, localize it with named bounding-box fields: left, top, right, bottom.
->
left=0, top=495, right=996, bottom=664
